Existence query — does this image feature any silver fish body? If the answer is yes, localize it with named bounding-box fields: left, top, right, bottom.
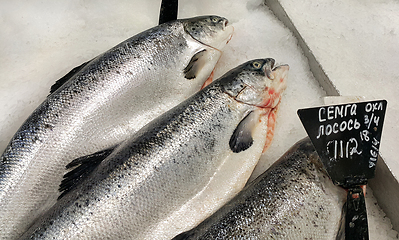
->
left=0, top=16, right=233, bottom=239
left=173, top=138, right=347, bottom=240
left=19, top=59, right=288, bottom=240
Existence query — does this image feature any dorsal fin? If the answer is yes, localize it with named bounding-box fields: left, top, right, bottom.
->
left=58, top=146, right=116, bottom=199
left=229, top=111, right=256, bottom=153
left=183, top=49, right=207, bottom=79
left=50, top=60, right=90, bottom=94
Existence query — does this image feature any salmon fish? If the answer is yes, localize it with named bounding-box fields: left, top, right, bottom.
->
left=19, top=58, right=288, bottom=240
left=173, top=138, right=347, bottom=240
left=0, top=16, right=233, bottom=239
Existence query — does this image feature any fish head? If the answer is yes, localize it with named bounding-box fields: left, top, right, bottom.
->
left=183, top=15, right=234, bottom=50
left=223, top=58, right=288, bottom=109
left=219, top=59, right=288, bottom=153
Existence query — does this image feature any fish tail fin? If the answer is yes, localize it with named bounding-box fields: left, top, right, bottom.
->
left=58, top=146, right=116, bottom=199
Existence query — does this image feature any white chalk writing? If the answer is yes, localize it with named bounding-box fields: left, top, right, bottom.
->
left=359, top=130, right=370, bottom=142
left=316, top=119, right=360, bottom=139
left=369, top=137, right=380, bottom=168
left=319, top=104, right=357, bottom=122
left=327, top=138, right=362, bottom=160
left=364, top=113, right=380, bottom=129
left=365, top=102, right=383, bottom=113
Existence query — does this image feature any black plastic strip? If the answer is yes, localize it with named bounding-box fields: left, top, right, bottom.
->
left=159, top=0, right=178, bottom=24
left=345, top=186, right=369, bottom=240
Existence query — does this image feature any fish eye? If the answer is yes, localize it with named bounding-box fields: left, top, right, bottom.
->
left=252, top=62, right=261, bottom=69
left=212, top=17, right=218, bottom=23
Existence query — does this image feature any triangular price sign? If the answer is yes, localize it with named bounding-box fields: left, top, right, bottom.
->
left=297, top=100, right=387, bottom=188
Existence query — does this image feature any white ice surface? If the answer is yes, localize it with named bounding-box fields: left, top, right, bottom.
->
left=0, top=0, right=396, bottom=238
left=278, top=0, right=399, bottom=237
left=278, top=0, right=399, bottom=182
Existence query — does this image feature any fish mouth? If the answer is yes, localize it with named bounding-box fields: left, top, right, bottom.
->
left=264, top=59, right=289, bottom=85
left=223, top=19, right=229, bottom=29
left=264, top=58, right=276, bottom=79
left=270, top=64, right=289, bottom=84
left=212, top=22, right=234, bottom=51
left=264, top=60, right=289, bottom=81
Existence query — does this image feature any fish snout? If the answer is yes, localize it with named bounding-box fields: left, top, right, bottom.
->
left=271, top=64, right=289, bottom=83
left=217, top=24, right=234, bottom=49
left=184, top=16, right=234, bottom=51
left=222, top=18, right=228, bottom=28
left=208, top=16, right=234, bottom=50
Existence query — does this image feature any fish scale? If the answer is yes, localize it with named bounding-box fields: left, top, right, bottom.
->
left=19, top=58, right=288, bottom=239
left=173, top=138, right=347, bottom=240
left=0, top=16, right=233, bottom=239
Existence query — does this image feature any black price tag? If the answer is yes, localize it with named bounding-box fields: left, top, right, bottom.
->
left=297, top=100, right=387, bottom=188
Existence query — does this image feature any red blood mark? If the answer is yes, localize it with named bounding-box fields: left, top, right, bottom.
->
left=259, top=93, right=281, bottom=108
left=263, top=105, right=279, bottom=153
left=201, top=71, right=214, bottom=89
left=268, top=88, right=275, bottom=95
left=260, top=108, right=271, bottom=117
left=227, top=32, right=233, bottom=43
left=280, top=78, right=284, bottom=83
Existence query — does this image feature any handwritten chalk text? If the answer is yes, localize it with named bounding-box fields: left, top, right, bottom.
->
left=327, top=138, right=363, bottom=160
left=319, top=104, right=357, bottom=122
left=316, top=119, right=361, bottom=139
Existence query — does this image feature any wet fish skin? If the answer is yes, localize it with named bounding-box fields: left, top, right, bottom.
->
left=19, top=58, right=288, bottom=240
left=173, top=137, right=347, bottom=240
left=0, top=16, right=233, bottom=240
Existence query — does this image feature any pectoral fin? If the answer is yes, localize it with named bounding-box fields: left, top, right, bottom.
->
left=49, top=60, right=90, bottom=94
left=184, top=49, right=208, bottom=80
left=58, top=146, right=116, bottom=199
left=229, top=111, right=256, bottom=153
